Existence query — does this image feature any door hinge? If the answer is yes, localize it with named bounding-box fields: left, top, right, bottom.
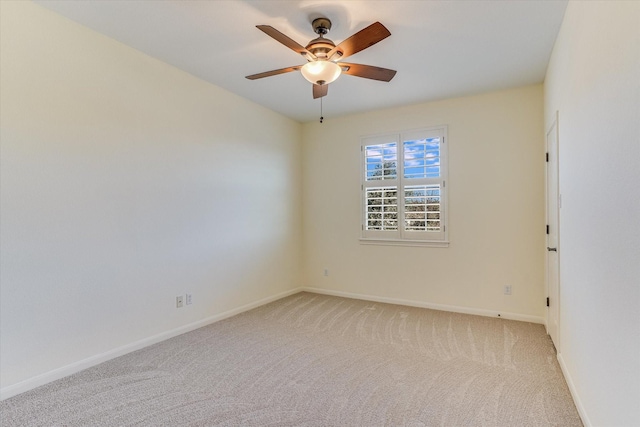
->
left=546, top=225, right=549, bottom=235
left=546, top=152, right=549, bottom=162
left=546, top=297, right=550, bottom=307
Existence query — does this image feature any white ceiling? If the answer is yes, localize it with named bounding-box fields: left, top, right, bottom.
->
left=35, top=0, right=568, bottom=123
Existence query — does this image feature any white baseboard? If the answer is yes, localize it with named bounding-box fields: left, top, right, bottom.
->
left=557, top=353, right=591, bottom=427
left=301, top=287, right=546, bottom=325
left=2, top=286, right=545, bottom=401
left=0, top=287, right=302, bottom=401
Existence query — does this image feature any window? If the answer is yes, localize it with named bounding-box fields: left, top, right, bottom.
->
left=361, top=127, right=448, bottom=246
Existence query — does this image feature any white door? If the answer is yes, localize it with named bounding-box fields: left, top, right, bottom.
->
left=546, top=113, right=560, bottom=349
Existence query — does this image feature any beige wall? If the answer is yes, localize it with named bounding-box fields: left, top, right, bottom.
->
left=544, top=1, right=640, bottom=425
left=0, top=1, right=302, bottom=393
left=302, top=85, right=545, bottom=321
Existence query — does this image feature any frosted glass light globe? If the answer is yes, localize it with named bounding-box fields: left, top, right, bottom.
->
left=300, top=61, right=342, bottom=85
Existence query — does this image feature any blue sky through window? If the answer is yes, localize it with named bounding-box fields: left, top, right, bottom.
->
left=404, top=138, right=440, bottom=179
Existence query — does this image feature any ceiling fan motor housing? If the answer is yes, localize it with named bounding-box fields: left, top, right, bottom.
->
left=305, top=39, right=335, bottom=58
left=306, top=18, right=337, bottom=59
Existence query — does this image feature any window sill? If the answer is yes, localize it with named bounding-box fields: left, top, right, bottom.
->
left=359, top=238, right=449, bottom=248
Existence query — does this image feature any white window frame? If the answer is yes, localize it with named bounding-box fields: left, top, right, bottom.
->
left=360, top=126, right=449, bottom=247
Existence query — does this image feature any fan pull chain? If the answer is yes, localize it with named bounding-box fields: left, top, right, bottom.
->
left=319, top=96, right=324, bottom=123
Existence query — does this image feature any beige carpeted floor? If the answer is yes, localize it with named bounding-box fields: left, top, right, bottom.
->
left=1, top=292, right=582, bottom=426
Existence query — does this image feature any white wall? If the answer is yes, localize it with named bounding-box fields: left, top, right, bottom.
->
left=302, top=85, right=545, bottom=321
left=0, top=1, right=302, bottom=394
left=544, top=1, right=640, bottom=426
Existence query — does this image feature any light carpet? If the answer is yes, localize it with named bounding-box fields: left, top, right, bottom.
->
left=0, top=292, right=582, bottom=426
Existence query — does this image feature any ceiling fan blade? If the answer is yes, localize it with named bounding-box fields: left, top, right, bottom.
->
left=245, top=66, right=301, bottom=80
left=313, top=84, right=328, bottom=99
left=340, top=63, right=397, bottom=82
left=327, top=22, right=391, bottom=60
left=256, top=25, right=316, bottom=61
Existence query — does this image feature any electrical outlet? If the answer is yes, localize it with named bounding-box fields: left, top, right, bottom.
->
left=323, top=268, right=329, bottom=277
left=176, top=295, right=183, bottom=308
left=186, top=293, right=192, bottom=305
left=504, top=285, right=512, bottom=295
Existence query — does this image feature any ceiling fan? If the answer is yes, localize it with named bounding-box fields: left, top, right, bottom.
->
left=246, top=18, right=396, bottom=99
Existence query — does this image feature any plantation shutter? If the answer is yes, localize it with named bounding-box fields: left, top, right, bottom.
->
left=362, top=134, right=398, bottom=238
left=401, top=129, right=445, bottom=240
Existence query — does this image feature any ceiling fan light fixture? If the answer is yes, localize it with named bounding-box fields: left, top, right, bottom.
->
left=300, top=60, right=341, bottom=85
